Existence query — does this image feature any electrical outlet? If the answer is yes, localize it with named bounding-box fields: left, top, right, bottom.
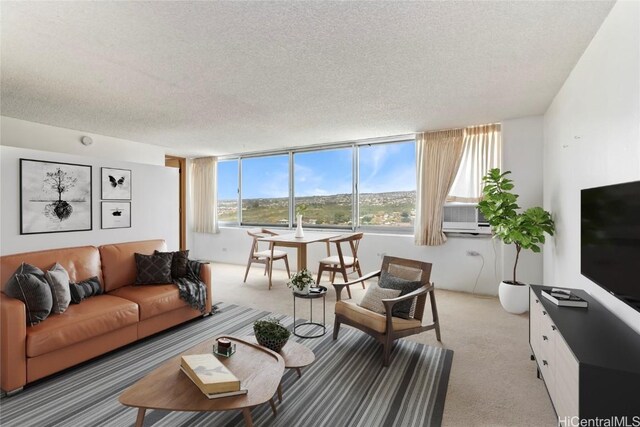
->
left=466, top=250, right=480, bottom=257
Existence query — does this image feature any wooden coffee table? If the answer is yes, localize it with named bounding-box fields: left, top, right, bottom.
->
left=244, top=337, right=315, bottom=401
left=119, top=335, right=284, bottom=427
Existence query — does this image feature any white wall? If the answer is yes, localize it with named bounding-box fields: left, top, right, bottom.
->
left=0, top=145, right=179, bottom=255
left=543, top=0, right=640, bottom=333
left=1, top=116, right=166, bottom=166
left=191, top=115, right=545, bottom=296
left=502, top=116, right=544, bottom=285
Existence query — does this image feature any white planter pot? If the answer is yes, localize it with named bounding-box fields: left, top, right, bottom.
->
left=498, top=281, right=530, bottom=314
left=294, top=283, right=310, bottom=295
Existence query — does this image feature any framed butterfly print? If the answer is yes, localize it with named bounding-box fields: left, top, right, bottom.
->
left=101, top=167, right=131, bottom=200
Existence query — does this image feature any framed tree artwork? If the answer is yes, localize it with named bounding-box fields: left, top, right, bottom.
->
left=101, top=167, right=131, bottom=200
left=101, top=202, right=131, bottom=229
left=20, top=159, right=92, bottom=234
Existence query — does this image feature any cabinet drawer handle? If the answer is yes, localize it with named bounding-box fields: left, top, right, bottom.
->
left=542, top=360, right=548, bottom=366
left=542, top=311, right=547, bottom=316
left=551, top=325, right=557, bottom=331
left=535, top=299, right=539, bottom=304
left=542, top=335, right=548, bottom=341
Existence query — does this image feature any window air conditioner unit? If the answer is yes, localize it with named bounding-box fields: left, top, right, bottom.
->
left=442, top=203, right=491, bottom=235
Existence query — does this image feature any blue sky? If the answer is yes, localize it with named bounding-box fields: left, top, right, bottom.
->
left=218, top=141, right=416, bottom=200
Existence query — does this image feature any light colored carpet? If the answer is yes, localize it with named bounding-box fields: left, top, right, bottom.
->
left=213, top=262, right=557, bottom=427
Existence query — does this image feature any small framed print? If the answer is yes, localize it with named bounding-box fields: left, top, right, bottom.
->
left=101, top=202, right=131, bottom=229
left=101, top=167, right=131, bottom=200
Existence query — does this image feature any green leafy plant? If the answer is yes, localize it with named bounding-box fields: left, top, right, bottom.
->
left=295, top=204, right=308, bottom=216
left=287, top=269, right=315, bottom=292
left=253, top=318, right=291, bottom=352
left=478, top=168, right=555, bottom=285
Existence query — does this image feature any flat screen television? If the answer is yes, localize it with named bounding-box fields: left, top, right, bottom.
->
left=581, top=180, right=640, bottom=312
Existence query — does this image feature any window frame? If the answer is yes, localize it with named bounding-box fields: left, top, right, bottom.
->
left=216, top=135, right=417, bottom=233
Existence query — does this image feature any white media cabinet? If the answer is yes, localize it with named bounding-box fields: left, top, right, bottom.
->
left=529, top=285, right=640, bottom=420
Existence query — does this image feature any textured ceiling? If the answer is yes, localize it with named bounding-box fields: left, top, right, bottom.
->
left=1, top=1, right=614, bottom=156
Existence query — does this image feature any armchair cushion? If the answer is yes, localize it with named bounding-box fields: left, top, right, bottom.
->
left=378, top=271, right=421, bottom=319
left=358, top=283, right=401, bottom=314
left=336, top=300, right=421, bottom=333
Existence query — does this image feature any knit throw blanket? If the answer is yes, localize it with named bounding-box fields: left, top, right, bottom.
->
left=174, top=260, right=208, bottom=314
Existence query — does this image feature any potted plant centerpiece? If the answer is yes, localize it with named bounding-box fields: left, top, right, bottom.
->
left=288, top=269, right=315, bottom=295
left=478, top=168, right=555, bottom=314
left=253, top=318, right=291, bottom=353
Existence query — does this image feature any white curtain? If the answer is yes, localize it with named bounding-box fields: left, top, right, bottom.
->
left=191, top=157, right=218, bottom=234
left=415, top=129, right=465, bottom=246
left=448, top=124, right=502, bottom=203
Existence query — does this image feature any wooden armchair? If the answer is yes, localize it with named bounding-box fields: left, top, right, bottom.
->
left=333, top=256, right=441, bottom=366
left=316, top=232, right=363, bottom=298
left=243, top=228, right=291, bottom=290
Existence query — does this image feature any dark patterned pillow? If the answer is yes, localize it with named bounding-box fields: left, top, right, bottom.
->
left=69, top=277, right=102, bottom=304
left=134, top=252, right=173, bottom=284
left=4, top=263, right=53, bottom=326
left=378, top=271, right=423, bottom=319
left=154, top=250, right=190, bottom=279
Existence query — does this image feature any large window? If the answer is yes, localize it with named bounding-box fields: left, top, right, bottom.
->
left=217, top=159, right=238, bottom=222
left=241, top=155, right=290, bottom=225
left=294, top=148, right=353, bottom=227
left=358, top=141, right=416, bottom=227
left=217, top=139, right=415, bottom=230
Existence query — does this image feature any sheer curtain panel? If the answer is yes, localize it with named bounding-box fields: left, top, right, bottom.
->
left=448, top=124, right=502, bottom=203
left=415, top=129, right=465, bottom=246
left=191, top=157, right=218, bottom=234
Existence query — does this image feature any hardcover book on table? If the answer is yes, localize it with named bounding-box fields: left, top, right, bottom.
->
left=541, top=288, right=588, bottom=308
left=180, top=354, right=241, bottom=394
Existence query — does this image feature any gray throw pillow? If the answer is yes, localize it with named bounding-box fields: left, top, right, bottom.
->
left=378, top=271, right=423, bottom=319
left=4, top=263, right=53, bottom=326
left=69, top=277, right=102, bottom=303
left=154, top=249, right=190, bottom=279
left=44, top=263, right=71, bottom=314
left=134, top=252, right=173, bottom=284
left=358, top=283, right=402, bottom=314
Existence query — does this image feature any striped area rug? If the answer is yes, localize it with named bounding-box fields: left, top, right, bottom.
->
left=0, top=303, right=453, bottom=427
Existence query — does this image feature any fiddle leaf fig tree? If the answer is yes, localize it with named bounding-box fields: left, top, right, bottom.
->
left=478, top=168, right=555, bottom=285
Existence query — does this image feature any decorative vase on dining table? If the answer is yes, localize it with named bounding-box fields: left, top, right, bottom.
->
left=295, top=214, right=304, bottom=238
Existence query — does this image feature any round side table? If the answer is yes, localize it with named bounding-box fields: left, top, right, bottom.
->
left=292, top=286, right=327, bottom=338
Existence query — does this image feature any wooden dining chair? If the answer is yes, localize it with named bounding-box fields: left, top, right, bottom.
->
left=333, top=256, right=441, bottom=366
left=243, top=228, right=291, bottom=290
left=316, top=232, right=363, bottom=298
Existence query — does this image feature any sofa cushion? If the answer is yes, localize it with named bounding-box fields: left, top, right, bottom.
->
left=44, top=263, right=72, bottom=314
left=99, top=240, right=167, bottom=292
left=69, top=276, right=102, bottom=303
left=134, top=252, right=173, bottom=284
left=109, top=284, right=188, bottom=320
left=335, top=300, right=421, bottom=334
left=155, top=250, right=190, bottom=279
left=5, top=263, right=53, bottom=326
left=26, top=294, right=138, bottom=358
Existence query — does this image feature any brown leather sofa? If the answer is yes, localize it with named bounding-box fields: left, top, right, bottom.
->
left=0, top=239, right=212, bottom=395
